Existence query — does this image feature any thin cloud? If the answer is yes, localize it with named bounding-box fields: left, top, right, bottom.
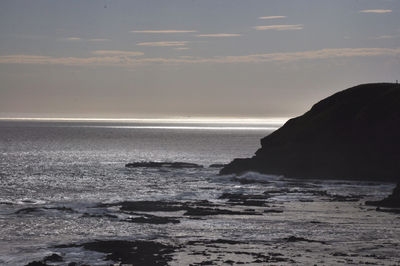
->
left=359, top=9, right=392, bottom=13
left=372, top=35, right=397, bottom=39
left=174, top=47, right=190, bottom=50
left=0, top=55, right=126, bottom=66
left=91, top=50, right=144, bottom=56
left=258, top=16, right=286, bottom=19
left=1, top=48, right=400, bottom=67
left=212, top=48, right=400, bottom=63
left=132, top=30, right=196, bottom=33
left=196, top=33, right=241, bottom=37
left=64, top=37, right=81, bottom=41
left=137, top=41, right=187, bottom=47
left=88, top=38, right=110, bottom=42
left=62, top=37, right=109, bottom=42
left=254, top=24, right=303, bottom=31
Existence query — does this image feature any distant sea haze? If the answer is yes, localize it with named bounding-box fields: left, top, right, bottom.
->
left=0, top=116, right=289, bottom=124
left=0, top=117, right=287, bottom=130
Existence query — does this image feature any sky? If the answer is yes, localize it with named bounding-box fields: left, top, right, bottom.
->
left=0, top=0, right=399, bottom=119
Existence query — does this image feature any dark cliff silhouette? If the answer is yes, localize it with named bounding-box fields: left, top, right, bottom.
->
left=366, top=183, right=400, bottom=208
left=220, top=83, right=400, bottom=181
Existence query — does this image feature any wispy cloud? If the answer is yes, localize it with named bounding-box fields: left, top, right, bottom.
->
left=254, top=24, right=303, bottom=31
left=64, top=37, right=81, bottom=41
left=258, top=16, right=286, bottom=19
left=137, top=41, right=188, bottom=47
left=174, top=47, right=190, bottom=50
left=88, top=38, right=110, bottom=42
left=91, top=50, right=144, bottom=56
left=195, top=33, right=241, bottom=37
left=212, top=48, right=400, bottom=63
left=62, top=37, right=109, bottom=42
left=0, top=55, right=126, bottom=66
left=1, top=48, right=399, bottom=67
left=359, top=9, right=392, bottom=13
left=132, top=30, right=196, bottom=33
left=372, top=35, right=397, bottom=40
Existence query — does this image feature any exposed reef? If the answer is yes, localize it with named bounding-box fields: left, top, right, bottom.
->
left=221, top=83, right=400, bottom=181
left=125, top=161, right=203, bottom=169
left=55, top=240, right=178, bottom=266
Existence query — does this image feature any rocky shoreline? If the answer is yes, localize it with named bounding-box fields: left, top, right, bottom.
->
left=19, top=176, right=400, bottom=266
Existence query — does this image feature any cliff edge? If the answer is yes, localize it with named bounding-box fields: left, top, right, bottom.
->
left=220, top=83, right=400, bottom=181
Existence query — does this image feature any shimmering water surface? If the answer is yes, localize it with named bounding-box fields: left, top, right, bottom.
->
left=0, top=121, right=399, bottom=265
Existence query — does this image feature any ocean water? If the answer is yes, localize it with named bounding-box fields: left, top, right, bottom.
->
left=0, top=120, right=399, bottom=265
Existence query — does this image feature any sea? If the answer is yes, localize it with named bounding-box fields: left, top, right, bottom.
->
left=0, top=120, right=399, bottom=265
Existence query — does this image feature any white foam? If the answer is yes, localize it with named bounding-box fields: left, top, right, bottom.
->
left=235, top=171, right=283, bottom=182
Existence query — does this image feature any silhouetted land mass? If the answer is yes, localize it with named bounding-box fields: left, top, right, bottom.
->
left=221, top=83, right=400, bottom=181
left=366, top=183, right=400, bottom=208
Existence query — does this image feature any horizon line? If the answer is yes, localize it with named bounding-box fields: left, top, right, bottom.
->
left=0, top=116, right=289, bottom=125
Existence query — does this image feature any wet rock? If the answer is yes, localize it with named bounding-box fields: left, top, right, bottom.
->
left=124, top=213, right=180, bottom=224
left=332, top=252, right=349, bottom=257
left=25, top=261, right=48, bottom=266
left=56, top=240, right=178, bottom=265
left=125, top=161, right=203, bottom=169
left=15, top=207, right=42, bottom=214
left=101, top=200, right=184, bottom=212
left=263, top=209, right=283, bottom=213
left=43, top=253, right=63, bottom=262
left=183, top=207, right=260, bottom=216
left=219, top=193, right=270, bottom=201
left=24, top=254, right=64, bottom=266
left=101, top=200, right=262, bottom=217
left=187, top=239, right=246, bottom=245
left=284, top=236, right=326, bottom=244
left=15, top=206, right=76, bottom=215
left=191, top=260, right=216, bottom=265
left=209, top=164, right=226, bottom=168
left=220, top=83, right=400, bottom=182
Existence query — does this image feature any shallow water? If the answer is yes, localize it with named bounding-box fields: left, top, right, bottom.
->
left=0, top=121, right=399, bottom=265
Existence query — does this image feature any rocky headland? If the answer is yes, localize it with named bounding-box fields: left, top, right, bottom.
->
left=366, top=183, right=400, bottom=209
left=220, top=83, right=400, bottom=182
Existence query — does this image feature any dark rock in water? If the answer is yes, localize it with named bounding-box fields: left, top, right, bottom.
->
left=100, top=200, right=184, bottom=212
left=100, top=200, right=263, bottom=217
left=209, top=164, right=227, bottom=168
left=15, top=207, right=42, bottom=214
left=124, top=213, right=180, bottom=224
left=284, top=236, right=326, bottom=244
left=220, top=83, right=400, bottom=181
left=366, top=183, right=400, bottom=208
left=24, top=254, right=63, bottom=266
left=43, top=253, right=63, bottom=262
left=183, top=207, right=261, bottom=216
left=263, top=209, right=283, bottom=213
left=187, top=239, right=246, bottom=246
left=125, top=161, right=203, bottom=169
left=56, top=240, right=178, bottom=265
left=25, top=262, right=48, bottom=266
left=15, top=206, right=76, bottom=215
